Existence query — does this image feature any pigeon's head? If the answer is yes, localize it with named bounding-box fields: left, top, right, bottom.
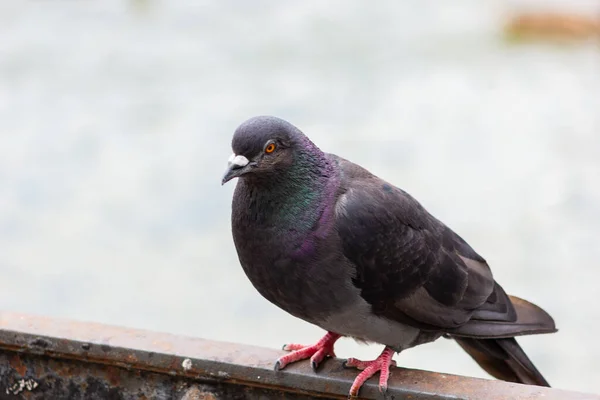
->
left=221, top=116, right=309, bottom=185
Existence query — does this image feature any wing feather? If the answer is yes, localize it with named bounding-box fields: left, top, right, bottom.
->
left=334, top=159, right=516, bottom=331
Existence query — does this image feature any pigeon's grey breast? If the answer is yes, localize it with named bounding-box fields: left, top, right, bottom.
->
left=230, top=171, right=358, bottom=325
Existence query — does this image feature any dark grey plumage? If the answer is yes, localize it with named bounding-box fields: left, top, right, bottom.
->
left=223, top=116, right=556, bottom=391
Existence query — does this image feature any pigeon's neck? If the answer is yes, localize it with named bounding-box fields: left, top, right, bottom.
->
left=278, top=153, right=334, bottom=225
left=241, top=148, right=337, bottom=233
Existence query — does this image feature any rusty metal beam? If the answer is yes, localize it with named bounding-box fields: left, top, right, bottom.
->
left=0, top=311, right=596, bottom=399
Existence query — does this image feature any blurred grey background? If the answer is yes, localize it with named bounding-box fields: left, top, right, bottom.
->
left=1, top=0, right=599, bottom=394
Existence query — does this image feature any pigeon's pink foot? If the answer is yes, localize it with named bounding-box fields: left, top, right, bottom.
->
left=275, top=332, right=341, bottom=371
left=344, top=347, right=397, bottom=398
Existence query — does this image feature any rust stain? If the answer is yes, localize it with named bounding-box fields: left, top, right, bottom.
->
left=106, top=365, right=122, bottom=386
left=53, top=362, right=78, bottom=378
left=126, top=353, right=138, bottom=363
left=9, top=353, right=27, bottom=376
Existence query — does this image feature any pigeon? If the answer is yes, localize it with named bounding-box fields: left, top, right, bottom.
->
left=222, top=116, right=557, bottom=398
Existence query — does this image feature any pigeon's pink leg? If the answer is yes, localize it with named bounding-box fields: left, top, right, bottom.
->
left=275, top=332, right=341, bottom=371
left=344, top=347, right=397, bottom=397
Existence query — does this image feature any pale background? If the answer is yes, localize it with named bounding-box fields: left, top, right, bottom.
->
left=1, top=0, right=599, bottom=394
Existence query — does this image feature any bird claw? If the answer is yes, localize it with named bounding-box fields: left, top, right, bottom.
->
left=282, top=343, right=307, bottom=351
left=345, top=379, right=389, bottom=399
left=311, top=360, right=319, bottom=372
left=344, top=357, right=369, bottom=370
left=274, top=332, right=340, bottom=372
left=344, top=347, right=396, bottom=398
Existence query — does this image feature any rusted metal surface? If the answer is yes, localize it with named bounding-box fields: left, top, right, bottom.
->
left=0, top=351, right=320, bottom=400
left=0, top=312, right=597, bottom=399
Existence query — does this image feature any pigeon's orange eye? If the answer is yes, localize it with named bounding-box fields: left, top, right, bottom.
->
left=265, top=143, right=276, bottom=153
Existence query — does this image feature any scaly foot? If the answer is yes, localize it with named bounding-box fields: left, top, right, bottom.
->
left=344, top=347, right=397, bottom=398
left=274, top=331, right=341, bottom=371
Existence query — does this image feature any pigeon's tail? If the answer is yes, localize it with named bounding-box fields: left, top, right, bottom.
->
left=453, top=337, right=550, bottom=387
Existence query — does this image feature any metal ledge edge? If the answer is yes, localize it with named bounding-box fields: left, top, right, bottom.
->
left=0, top=311, right=596, bottom=400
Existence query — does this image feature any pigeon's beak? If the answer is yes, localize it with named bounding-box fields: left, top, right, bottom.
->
left=221, top=154, right=251, bottom=185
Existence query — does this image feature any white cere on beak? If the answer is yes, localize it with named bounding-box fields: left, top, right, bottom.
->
left=228, top=154, right=249, bottom=167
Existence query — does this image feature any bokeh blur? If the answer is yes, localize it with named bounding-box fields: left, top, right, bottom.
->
left=1, top=0, right=599, bottom=394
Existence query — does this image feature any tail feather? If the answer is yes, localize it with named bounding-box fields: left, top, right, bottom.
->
left=454, top=337, right=550, bottom=387
left=450, top=296, right=557, bottom=338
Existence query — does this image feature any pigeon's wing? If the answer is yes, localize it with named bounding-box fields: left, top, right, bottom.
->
left=334, top=159, right=552, bottom=335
